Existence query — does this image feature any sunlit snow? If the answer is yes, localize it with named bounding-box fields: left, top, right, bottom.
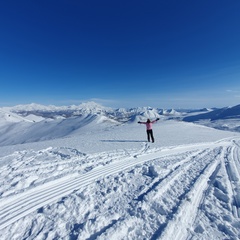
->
left=0, top=102, right=240, bottom=239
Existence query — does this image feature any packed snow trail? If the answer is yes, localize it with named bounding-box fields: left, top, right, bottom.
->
left=1, top=138, right=240, bottom=240
left=159, top=148, right=223, bottom=240
left=224, top=142, right=240, bottom=218
left=0, top=141, right=224, bottom=230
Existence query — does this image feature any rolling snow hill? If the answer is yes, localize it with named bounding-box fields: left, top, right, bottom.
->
left=1, top=102, right=240, bottom=239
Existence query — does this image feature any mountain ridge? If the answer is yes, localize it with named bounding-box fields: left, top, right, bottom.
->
left=183, top=104, right=240, bottom=122
left=0, top=102, right=239, bottom=147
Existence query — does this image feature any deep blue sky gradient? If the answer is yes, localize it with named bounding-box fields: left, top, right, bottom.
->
left=1, top=0, right=240, bottom=108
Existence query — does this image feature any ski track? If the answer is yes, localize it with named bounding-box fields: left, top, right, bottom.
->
left=0, top=142, right=159, bottom=230
left=112, top=147, right=223, bottom=240
left=0, top=139, right=237, bottom=239
left=224, top=142, right=240, bottom=218
left=158, top=148, right=224, bottom=240
left=184, top=140, right=240, bottom=240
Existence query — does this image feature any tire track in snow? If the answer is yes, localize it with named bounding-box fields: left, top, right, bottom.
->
left=224, top=143, right=240, bottom=218
left=104, top=148, right=222, bottom=240
left=0, top=141, right=231, bottom=230
left=135, top=149, right=205, bottom=202
left=160, top=147, right=223, bottom=240
left=94, top=146, right=228, bottom=240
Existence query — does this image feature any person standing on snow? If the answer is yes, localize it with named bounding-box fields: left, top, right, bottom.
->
left=138, top=118, right=159, bottom=143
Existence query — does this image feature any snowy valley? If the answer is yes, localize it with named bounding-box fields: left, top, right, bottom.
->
left=0, top=102, right=240, bottom=239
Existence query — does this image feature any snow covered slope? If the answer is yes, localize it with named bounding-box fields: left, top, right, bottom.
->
left=0, top=115, right=240, bottom=239
left=183, top=104, right=240, bottom=133
left=0, top=109, right=33, bottom=123
left=183, top=104, right=240, bottom=121
left=0, top=113, right=119, bottom=146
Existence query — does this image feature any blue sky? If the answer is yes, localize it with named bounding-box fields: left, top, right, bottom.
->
left=0, top=0, right=240, bottom=109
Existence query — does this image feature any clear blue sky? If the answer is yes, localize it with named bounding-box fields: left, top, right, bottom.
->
left=0, top=0, right=240, bottom=109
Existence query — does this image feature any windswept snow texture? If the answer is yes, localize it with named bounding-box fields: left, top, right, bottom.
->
left=1, top=103, right=240, bottom=239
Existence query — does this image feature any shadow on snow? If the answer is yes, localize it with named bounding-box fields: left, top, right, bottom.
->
left=101, top=140, right=146, bottom=143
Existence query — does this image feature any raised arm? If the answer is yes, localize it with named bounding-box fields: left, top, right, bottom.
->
left=151, top=118, right=160, bottom=124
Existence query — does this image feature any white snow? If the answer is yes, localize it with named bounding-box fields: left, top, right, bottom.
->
left=0, top=109, right=33, bottom=123
left=0, top=104, right=240, bottom=239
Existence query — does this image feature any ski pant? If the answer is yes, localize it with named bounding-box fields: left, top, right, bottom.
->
left=147, top=129, right=154, bottom=143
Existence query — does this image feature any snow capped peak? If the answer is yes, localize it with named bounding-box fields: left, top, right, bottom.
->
left=9, top=103, right=53, bottom=112
left=78, top=101, right=104, bottom=109
left=77, top=101, right=112, bottom=113
left=160, top=108, right=181, bottom=116
left=5, top=101, right=112, bottom=114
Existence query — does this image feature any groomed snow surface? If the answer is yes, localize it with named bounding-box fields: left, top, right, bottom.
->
left=1, top=119, right=240, bottom=239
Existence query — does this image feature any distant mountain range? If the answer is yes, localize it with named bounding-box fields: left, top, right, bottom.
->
left=1, top=102, right=240, bottom=123
left=183, top=104, right=240, bottom=122
left=1, top=102, right=214, bottom=123
left=0, top=102, right=239, bottom=146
